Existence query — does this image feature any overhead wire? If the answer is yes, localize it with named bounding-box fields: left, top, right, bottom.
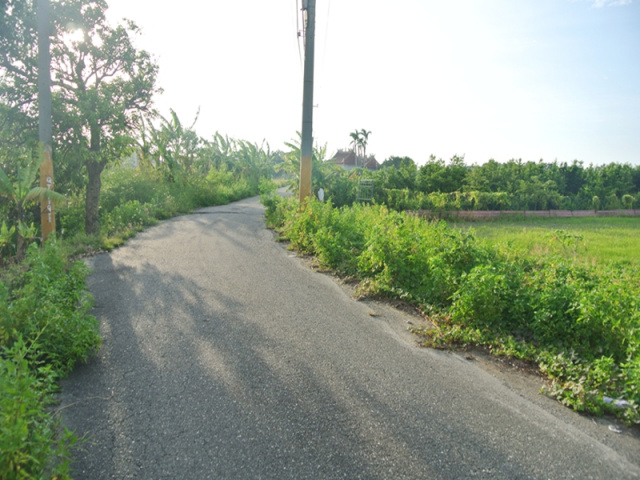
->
left=295, top=0, right=303, bottom=69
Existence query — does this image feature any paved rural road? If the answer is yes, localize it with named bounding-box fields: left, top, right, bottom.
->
left=60, top=195, right=640, bottom=479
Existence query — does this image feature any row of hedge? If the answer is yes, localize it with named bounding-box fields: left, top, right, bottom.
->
left=263, top=193, right=640, bottom=424
left=378, top=188, right=638, bottom=213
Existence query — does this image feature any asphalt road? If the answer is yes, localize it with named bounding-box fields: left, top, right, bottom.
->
left=60, top=195, right=640, bottom=479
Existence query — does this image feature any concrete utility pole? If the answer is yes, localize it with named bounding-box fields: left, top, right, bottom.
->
left=299, top=0, right=316, bottom=204
left=37, top=0, right=56, bottom=240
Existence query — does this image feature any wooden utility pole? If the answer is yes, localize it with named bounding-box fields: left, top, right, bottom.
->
left=299, top=0, right=316, bottom=204
left=37, top=0, right=56, bottom=240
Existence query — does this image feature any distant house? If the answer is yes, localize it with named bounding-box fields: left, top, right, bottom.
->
left=327, top=149, right=379, bottom=171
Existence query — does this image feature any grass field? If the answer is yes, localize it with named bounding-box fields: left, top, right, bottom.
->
left=450, top=216, right=640, bottom=269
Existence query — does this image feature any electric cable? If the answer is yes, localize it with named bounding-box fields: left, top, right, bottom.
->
left=295, top=0, right=303, bottom=68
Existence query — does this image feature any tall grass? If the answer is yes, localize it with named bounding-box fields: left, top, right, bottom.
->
left=1, top=240, right=98, bottom=478
left=55, top=164, right=257, bottom=255
left=264, top=195, right=640, bottom=424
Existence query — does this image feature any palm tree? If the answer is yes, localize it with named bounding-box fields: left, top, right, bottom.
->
left=349, top=130, right=362, bottom=167
left=359, top=129, right=371, bottom=165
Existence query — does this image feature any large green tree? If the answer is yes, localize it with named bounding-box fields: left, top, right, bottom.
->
left=1, top=0, right=158, bottom=234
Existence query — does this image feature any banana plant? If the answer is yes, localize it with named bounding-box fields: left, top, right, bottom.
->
left=0, top=152, right=66, bottom=259
left=147, top=109, right=202, bottom=181
left=278, top=132, right=334, bottom=196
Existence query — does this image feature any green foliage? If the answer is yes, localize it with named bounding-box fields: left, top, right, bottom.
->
left=378, top=157, right=417, bottom=191
left=348, top=129, right=372, bottom=165
left=0, top=221, right=17, bottom=263
left=56, top=193, right=86, bottom=239
left=100, top=167, right=161, bottom=212
left=146, top=108, right=201, bottom=181
left=1, top=0, right=160, bottom=234
left=0, top=150, right=66, bottom=258
left=308, top=202, right=368, bottom=275
left=450, top=260, right=530, bottom=336
left=0, top=238, right=97, bottom=479
left=360, top=157, right=640, bottom=213
left=0, top=338, right=75, bottom=479
left=268, top=198, right=640, bottom=423
left=102, top=200, right=155, bottom=236
left=357, top=210, right=489, bottom=305
left=277, top=132, right=355, bottom=203
left=52, top=157, right=266, bottom=256
left=1, top=240, right=100, bottom=375
left=198, top=133, right=276, bottom=191
left=417, top=155, right=466, bottom=193
left=262, top=192, right=293, bottom=232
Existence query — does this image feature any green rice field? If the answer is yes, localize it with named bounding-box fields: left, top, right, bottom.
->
left=450, top=216, right=640, bottom=269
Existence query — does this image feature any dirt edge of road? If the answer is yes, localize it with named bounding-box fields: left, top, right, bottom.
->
left=288, top=247, right=640, bottom=448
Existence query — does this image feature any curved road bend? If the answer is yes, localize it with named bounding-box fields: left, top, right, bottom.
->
left=61, top=195, right=640, bottom=479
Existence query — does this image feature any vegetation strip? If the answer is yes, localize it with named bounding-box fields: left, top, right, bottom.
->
left=263, top=193, right=640, bottom=425
left=1, top=241, right=98, bottom=478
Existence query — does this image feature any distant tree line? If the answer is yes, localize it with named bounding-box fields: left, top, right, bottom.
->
left=373, top=156, right=640, bottom=212
left=294, top=153, right=640, bottom=212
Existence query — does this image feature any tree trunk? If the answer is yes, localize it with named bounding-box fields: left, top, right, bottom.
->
left=85, top=121, right=105, bottom=235
left=85, top=159, right=105, bottom=235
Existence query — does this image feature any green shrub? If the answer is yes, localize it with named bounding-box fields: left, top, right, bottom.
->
left=56, top=194, right=86, bottom=239
left=622, top=194, right=635, bottom=210
left=450, top=261, right=530, bottom=335
left=357, top=209, right=489, bottom=306
left=102, top=200, right=155, bottom=236
left=1, top=240, right=100, bottom=375
left=100, top=167, right=161, bottom=212
left=325, top=173, right=357, bottom=207
left=262, top=191, right=291, bottom=229
left=0, top=335, right=75, bottom=479
left=0, top=221, right=16, bottom=263
left=605, top=193, right=622, bottom=210
left=311, top=203, right=367, bottom=275
left=0, top=239, right=99, bottom=478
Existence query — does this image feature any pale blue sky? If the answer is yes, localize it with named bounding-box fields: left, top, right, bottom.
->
left=106, top=0, right=640, bottom=165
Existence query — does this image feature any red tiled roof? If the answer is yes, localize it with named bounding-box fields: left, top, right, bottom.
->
left=328, top=149, right=378, bottom=170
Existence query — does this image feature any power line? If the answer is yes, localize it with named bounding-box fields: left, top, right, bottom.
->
left=295, top=0, right=303, bottom=69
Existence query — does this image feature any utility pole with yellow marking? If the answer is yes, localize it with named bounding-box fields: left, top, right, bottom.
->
left=299, top=0, right=316, bottom=204
left=37, top=0, right=56, bottom=240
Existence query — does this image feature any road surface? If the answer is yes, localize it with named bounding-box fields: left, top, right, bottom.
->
left=60, top=195, right=640, bottom=479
